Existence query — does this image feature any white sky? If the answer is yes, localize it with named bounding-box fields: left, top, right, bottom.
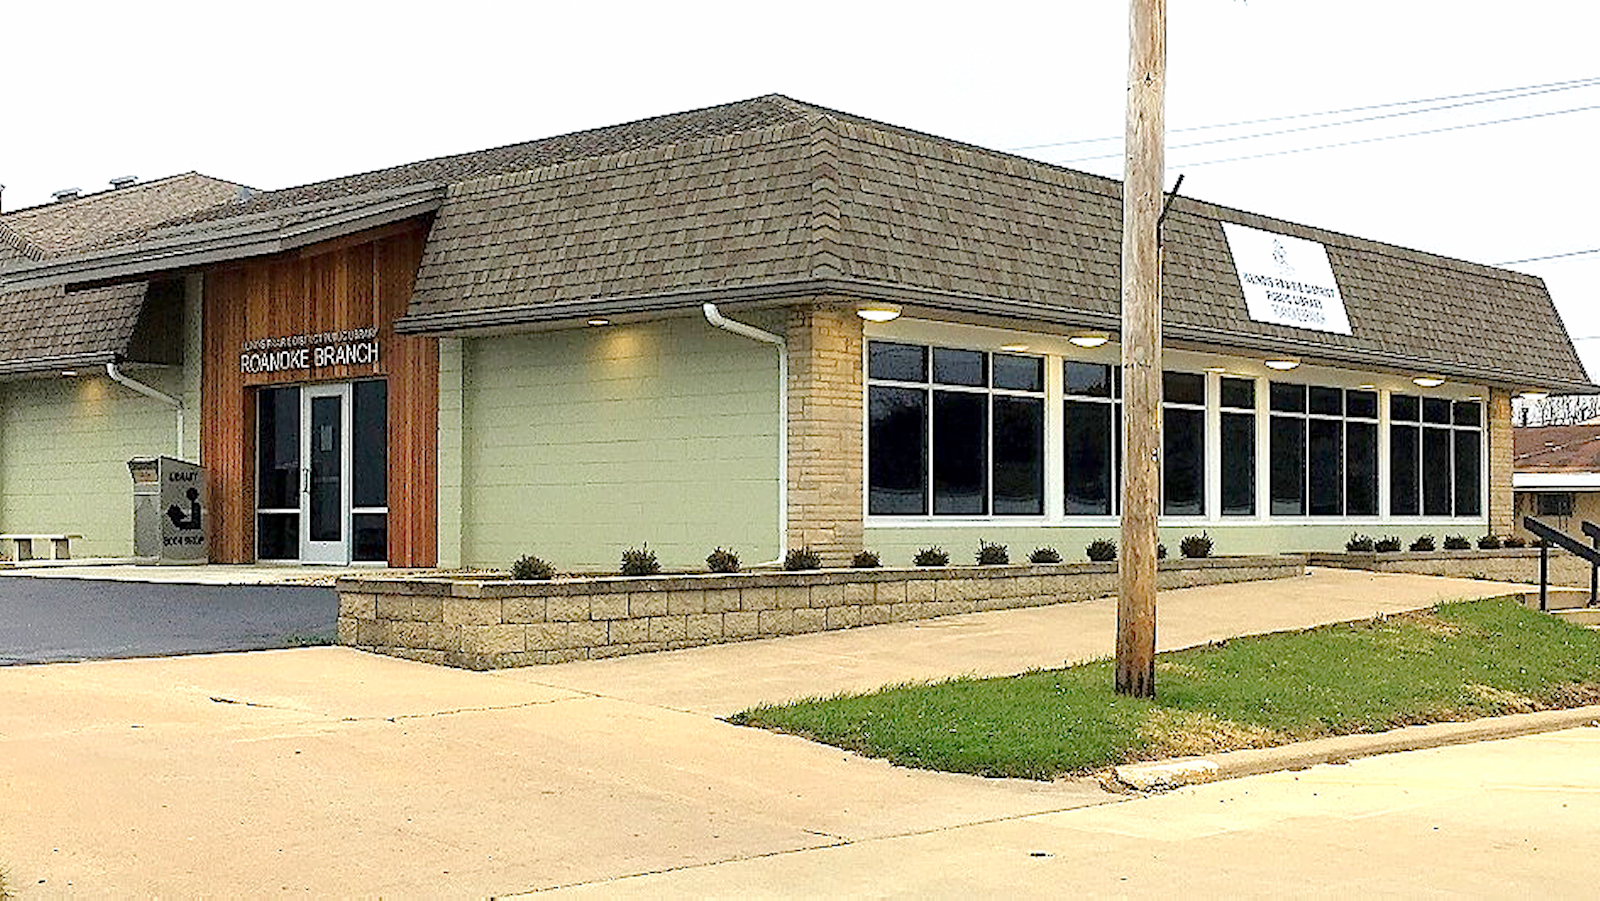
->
left=4, top=1, right=1597, bottom=378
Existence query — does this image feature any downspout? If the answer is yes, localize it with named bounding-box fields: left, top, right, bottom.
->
left=106, top=361, right=183, bottom=457
left=702, top=303, right=787, bottom=565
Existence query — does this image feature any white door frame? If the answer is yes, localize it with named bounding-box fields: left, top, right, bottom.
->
left=300, top=383, right=352, bottom=565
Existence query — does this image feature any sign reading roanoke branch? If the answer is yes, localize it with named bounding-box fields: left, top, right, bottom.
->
left=239, top=327, right=380, bottom=374
left=1221, top=223, right=1351, bottom=335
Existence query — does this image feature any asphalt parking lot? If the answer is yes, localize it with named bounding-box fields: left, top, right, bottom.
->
left=0, top=574, right=337, bottom=665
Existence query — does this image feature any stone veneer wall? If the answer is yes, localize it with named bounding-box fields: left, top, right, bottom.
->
left=1307, top=548, right=1589, bottom=586
left=785, top=302, right=863, bottom=566
left=338, top=555, right=1305, bottom=670
left=1488, top=387, right=1515, bottom=536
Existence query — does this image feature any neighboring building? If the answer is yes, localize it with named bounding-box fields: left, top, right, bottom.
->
left=0, top=95, right=1592, bottom=569
left=1514, top=423, right=1600, bottom=537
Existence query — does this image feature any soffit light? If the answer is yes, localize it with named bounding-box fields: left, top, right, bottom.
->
left=60, top=369, right=77, bottom=378
left=1000, top=343, right=1030, bottom=352
left=1357, top=384, right=1377, bottom=390
left=587, top=317, right=611, bottom=326
left=1068, top=331, right=1110, bottom=348
left=1263, top=358, right=1300, bottom=371
left=1412, top=375, right=1446, bottom=388
left=1520, top=391, right=1550, bottom=401
left=855, top=301, right=903, bottom=323
left=1203, top=366, right=1228, bottom=373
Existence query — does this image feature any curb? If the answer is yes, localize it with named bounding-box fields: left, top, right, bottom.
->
left=1113, top=704, right=1600, bottom=791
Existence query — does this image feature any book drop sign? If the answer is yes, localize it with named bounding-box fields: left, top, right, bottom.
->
left=1221, top=222, right=1352, bottom=335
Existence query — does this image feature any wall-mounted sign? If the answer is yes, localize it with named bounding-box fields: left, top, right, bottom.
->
left=1221, top=223, right=1351, bottom=335
left=239, top=327, right=380, bottom=374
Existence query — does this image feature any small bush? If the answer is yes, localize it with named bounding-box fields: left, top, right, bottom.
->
left=784, top=546, right=823, bottom=571
left=976, top=539, right=1010, bottom=565
left=1478, top=534, right=1502, bottom=550
left=1503, top=535, right=1527, bottom=549
left=510, top=555, right=555, bottom=581
left=1409, top=534, right=1436, bottom=552
left=913, top=546, right=950, bottom=567
left=1346, top=533, right=1375, bottom=553
left=1158, top=542, right=1168, bottom=560
left=1375, top=535, right=1403, bottom=553
left=1085, top=538, right=1117, bottom=562
left=620, top=544, right=661, bottom=576
left=705, top=547, right=741, bottom=573
left=1443, top=534, right=1471, bottom=550
left=1179, top=532, right=1213, bottom=559
left=1028, top=546, right=1062, bottom=564
left=851, top=550, right=881, bottom=568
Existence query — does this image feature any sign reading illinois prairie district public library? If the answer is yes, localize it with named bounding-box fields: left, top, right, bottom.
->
left=239, top=327, right=380, bottom=374
left=1221, top=223, right=1352, bottom=335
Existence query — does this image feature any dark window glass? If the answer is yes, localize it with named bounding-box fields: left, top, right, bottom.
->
left=1270, top=382, right=1306, bottom=413
left=1391, top=394, right=1421, bottom=422
left=309, top=395, right=342, bottom=543
left=868, top=342, right=926, bottom=382
left=1346, top=390, right=1378, bottom=419
left=257, top=513, right=298, bottom=560
left=1220, top=377, right=1254, bottom=410
left=1221, top=412, right=1255, bottom=516
left=256, top=386, right=300, bottom=510
left=1308, top=418, right=1344, bottom=516
left=994, top=397, right=1044, bottom=515
left=1423, top=398, right=1452, bottom=424
left=1163, top=371, right=1205, bottom=406
left=353, top=513, right=387, bottom=563
left=1390, top=425, right=1420, bottom=516
left=868, top=386, right=927, bottom=515
left=1346, top=421, right=1378, bottom=517
left=1065, top=401, right=1113, bottom=514
left=1538, top=493, right=1574, bottom=517
left=1309, top=386, right=1343, bottom=416
left=993, top=354, right=1044, bottom=392
left=1065, top=361, right=1113, bottom=398
left=1270, top=416, right=1306, bottom=515
left=1163, top=407, right=1204, bottom=515
left=933, top=348, right=986, bottom=387
left=352, top=380, right=388, bottom=509
left=1453, top=401, right=1482, bottom=427
left=932, top=391, right=987, bottom=514
left=1454, top=430, right=1482, bottom=516
left=1423, top=428, right=1453, bottom=515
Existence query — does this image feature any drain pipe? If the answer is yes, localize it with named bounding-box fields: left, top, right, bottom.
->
left=106, top=362, right=183, bottom=457
left=702, top=303, right=787, bottom=565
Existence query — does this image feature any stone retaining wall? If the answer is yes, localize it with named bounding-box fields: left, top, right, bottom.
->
left=337, top=555, right=1305, bottom=669
left=1306, top=548, right=1589, bottom=585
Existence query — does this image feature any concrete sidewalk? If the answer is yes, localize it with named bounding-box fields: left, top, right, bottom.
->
left=0, top=568, right=1545, bottom=894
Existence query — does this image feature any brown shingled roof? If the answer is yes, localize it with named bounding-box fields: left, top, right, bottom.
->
left=0, top=173, right=245, bottom=259
left=1516, top=424, right=1600, bottom=473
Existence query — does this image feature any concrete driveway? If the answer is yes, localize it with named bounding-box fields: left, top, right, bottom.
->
left=0, top=569, right=1564, bottom=895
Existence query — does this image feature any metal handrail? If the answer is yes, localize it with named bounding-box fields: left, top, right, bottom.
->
left=1521, top=517, right=1600, bottom=611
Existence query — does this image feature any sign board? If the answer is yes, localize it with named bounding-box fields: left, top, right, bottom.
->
left=160, top=458, right=208, bottom=563
left=1221, top=223, right=1351, bottom=335
left=240, top=327, right=380, bottom=375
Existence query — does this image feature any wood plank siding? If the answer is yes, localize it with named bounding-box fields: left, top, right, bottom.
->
left=200, top=219, right=437, bottom=565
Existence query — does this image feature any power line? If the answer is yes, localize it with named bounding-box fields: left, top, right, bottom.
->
left=1009, top=75, right=1600, bottom=152
left=1496, top=247, right=1600, bottom=266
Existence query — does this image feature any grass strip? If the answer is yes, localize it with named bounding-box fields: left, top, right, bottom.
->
left=730, top=598, right=1600, bottom=779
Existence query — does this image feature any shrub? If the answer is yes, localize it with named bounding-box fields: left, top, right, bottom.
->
left=620, top=544, right=661, bottom=576
left=1478, top=534, right=1502, bottom=550
left=913, top=546, right=950, bottom=567
left=851, top=550, right=881, bottom=568
left=976, top=539, right=1010, bottom=565
left=1375, top=535, right=1403, bottom=553
left=784, top=546, right=823, bottom=571
left=1503, top=535, right=1527, bottom=549
left=510, top=555, right=555, bottom=581
left=1443, top=535, right=1471, bottom=550
left=1179, top=532, right=1213, bottom=559
left=1346, top=533, right=1376, bottom=553
left=1085, top=538, right=1117, bottom=562
left=705, top=547, right=741, bottom=573
left=1158, top=542, right=1168, bottom=560
left=1028, top=546, right=1062, bottom=564
left=1409, top=534, right=1436, bottom=552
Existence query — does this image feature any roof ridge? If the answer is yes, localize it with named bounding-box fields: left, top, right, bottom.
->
left=0, top=172, right=229, bottom=220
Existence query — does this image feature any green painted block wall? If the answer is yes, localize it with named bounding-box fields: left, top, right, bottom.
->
left=0, top=368, right=187, bottom=558
left=459, top=315, right=781, bottom=571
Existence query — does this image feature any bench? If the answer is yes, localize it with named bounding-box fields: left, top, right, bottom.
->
left=0, top=533, right=83, bottom=562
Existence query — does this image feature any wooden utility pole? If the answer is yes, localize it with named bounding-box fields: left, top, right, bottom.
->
left=1116, top=0, right=1165, bottom=698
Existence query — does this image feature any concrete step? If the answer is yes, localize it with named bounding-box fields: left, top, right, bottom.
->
left=1514, top=588, right=1592, bottom=611
left=1552, top=607, right=1600, bottom=627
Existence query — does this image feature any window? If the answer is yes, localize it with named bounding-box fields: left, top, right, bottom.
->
left=1389, top=394, right=1481, bottom=517
left=1537, top=493, right=1574, bottom=517
left=1064, top=361, right=1120, bottom=515
left=867, top=341, right=1044, bottom=516
left=1162, top=372, right=1205, bottom=516
left=1269, top=382, right=1378, bottom=517
left=1219, top=377, right=1256, bottom=516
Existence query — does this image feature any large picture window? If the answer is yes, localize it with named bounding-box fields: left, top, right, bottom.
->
left=1063, top=361, right=1120, bottom=515
left=1269, top=382, right=1378, bottom=517
left=1390, top=394, right=1481, bottom=517
left=1219, top=376, right=1256, bottom=516
left=867, top=341, right=1044, bottom=517
left=1162, top=372, right=1205, bottom=516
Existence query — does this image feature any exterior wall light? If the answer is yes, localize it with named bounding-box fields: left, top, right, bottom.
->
left=1068, top=331, right=1110, bottom=348
left=1412, top=375, right=1446, bottom=388
left=587, top=317, right=611, bottom=326
left=1263, top=358, right=1300, bottom=371
left=855, top=302, right=903, bottom=322
left=1519, top=391, right=1550, bottom=401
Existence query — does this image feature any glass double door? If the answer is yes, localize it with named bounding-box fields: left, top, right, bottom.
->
left=257, top=380, right=388, bottom=564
